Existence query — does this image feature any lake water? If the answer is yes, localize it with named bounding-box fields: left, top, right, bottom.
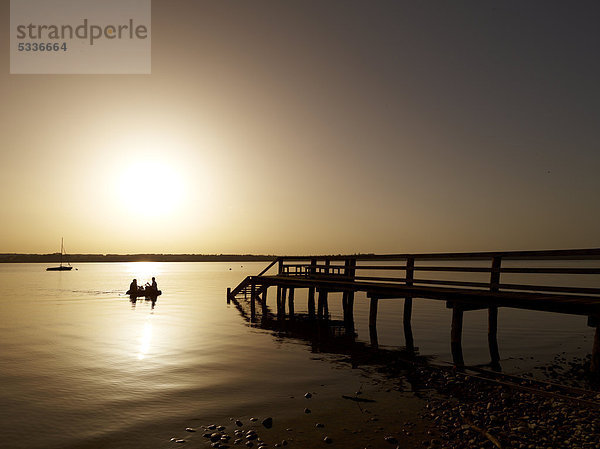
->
left=0, top=262, right=595, bottom=449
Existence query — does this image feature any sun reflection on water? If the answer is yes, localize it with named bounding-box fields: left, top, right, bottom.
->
left=126, top=262, right=163, bottom=284
left=137, top=318, right=153, bottom=360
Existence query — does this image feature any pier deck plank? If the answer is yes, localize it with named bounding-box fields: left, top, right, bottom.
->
left=248, top=275, right=600, bottom=317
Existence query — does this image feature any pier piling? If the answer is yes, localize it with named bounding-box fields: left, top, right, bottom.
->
left=451, top=305, right=465, bottom=367
left=369, top=296, right=379, bottom=328
left=343, top=291, right=355, bottom=332
left=250, top=283, right=256, bottom=321
left=262, top=287, right=268, bottom=322
left=591, top=325, right=600, bottom=375
left=308, top=287, right=316, bottom=319
left=488, top=306, right=500, bottom=368
left=404, top=257, right=415, bottom=352
left=317, top=290, right=328, bottom=320
left=404, top=297, right=415, bottom=352
left=276, top=287, right=282, bottom=321
left=288, top=288, right=295, bottom=320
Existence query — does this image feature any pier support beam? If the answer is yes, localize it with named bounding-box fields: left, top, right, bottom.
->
left=404, top=297, right=415, bottom=353
left=281, top=288, right=287, bottom=319
left=227, top=287, right=231, bottom=304
left=369, top=297, right=379, bottom=327
left=288, top=288, right=295, bottom=320
left=369, top=296, right=379, bottom=348
left=317, top=290, right=328, bottom=320
left=343, top=291, right=355, bottom=333
left=261, top=287, right=268, bottom=322
left=308, top=287, right=316, bottom=319
left=591, top=325, right=600, bottom=376
left=250, top=283, right=256, bottom=322
left=488, top=306, right=501, bottom=369
left=276, top=287, right=282, bottom=321
left=451, top=305, right=465, bottom=367
left=404, top=257, right=415, bottom=353
left=260, top=285, right=269, bottom=322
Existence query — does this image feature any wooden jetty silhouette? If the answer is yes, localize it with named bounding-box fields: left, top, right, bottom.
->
left=227, top=249, right=600, bottom=375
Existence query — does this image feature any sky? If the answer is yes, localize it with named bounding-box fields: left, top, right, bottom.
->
left=1, top=1, right=599, bottom=255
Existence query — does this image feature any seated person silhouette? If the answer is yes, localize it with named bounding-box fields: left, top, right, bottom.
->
left=128, top=278, right=138, bottom=295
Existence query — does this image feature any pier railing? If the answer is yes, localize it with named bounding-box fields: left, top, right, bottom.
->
left=273, top=249, right=600, bottom=298
left=228, top=249, right=600, bottom=374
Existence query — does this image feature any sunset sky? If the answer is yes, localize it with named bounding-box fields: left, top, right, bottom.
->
left=1, top=1, right=599, bottom=255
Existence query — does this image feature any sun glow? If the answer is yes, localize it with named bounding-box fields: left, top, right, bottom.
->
left=117, top=159, right=186, bottom=217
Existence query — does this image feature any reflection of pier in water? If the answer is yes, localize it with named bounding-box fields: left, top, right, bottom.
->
left=228, top=292, right=432, bottom=380
left=228, top=249, right=600, bottom=375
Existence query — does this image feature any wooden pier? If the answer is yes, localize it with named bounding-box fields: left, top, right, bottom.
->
left=227, top=249, right=600, bottom=375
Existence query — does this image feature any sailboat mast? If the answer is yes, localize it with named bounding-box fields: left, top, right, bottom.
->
left=60, top=237, right=63, bottom=267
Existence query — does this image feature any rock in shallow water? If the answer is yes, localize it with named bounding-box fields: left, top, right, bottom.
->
left=262, top=417, right=273, bottom=429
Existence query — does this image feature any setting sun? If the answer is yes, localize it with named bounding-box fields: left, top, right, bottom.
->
left=117, top=160, right=185, bottom=217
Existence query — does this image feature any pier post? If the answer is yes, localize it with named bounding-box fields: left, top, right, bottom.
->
left=488, top=305, right=501, bottom=369
left=404, top=257, right=415, bottom=352
left=250, top=283, right=256, bottom=322
left=369, top=296, right=379, bottom=327
left=343, top=258, right=356, bottom=332
left=370, top=324, right=379, bottom=348
left=451, top=305, right=465, bottom=367
left=308, top=287, right=316, bottom=319
left=488, top=256, right=502, bottom=367
left=227, top=287, right=231, bottom=304
left=490, top=256, right=501, bottom=291
left=591, top=325, right=600, bottom=375
left=343, top=291, right=355, bottom=333
left=261, top=287, right=268, bottom=322
left=276, top=287, right=282, bottom=321
left=404, top=297, right=415, bottom=352
left=369, top=296, right=379, bottom=348
left=281, top=288, right=287, bottom=319
left=288, top=288, right=295, bottom=320
left=317, top=290, right=328, bottom=319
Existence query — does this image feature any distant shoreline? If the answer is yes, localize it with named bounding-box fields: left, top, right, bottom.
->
left=0, top=254, right=277, bottom=263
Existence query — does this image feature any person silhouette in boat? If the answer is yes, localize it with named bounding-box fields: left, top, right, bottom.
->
left=129, top=278, right=138, bottom=295
left=144, top=277, right=158, bottom=293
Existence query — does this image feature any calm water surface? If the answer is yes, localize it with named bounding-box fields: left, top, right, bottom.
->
left=0, top=262, right=594, bottom=448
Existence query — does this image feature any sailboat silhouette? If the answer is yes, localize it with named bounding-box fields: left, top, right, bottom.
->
left=46, top=238, right=73, bottom=271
